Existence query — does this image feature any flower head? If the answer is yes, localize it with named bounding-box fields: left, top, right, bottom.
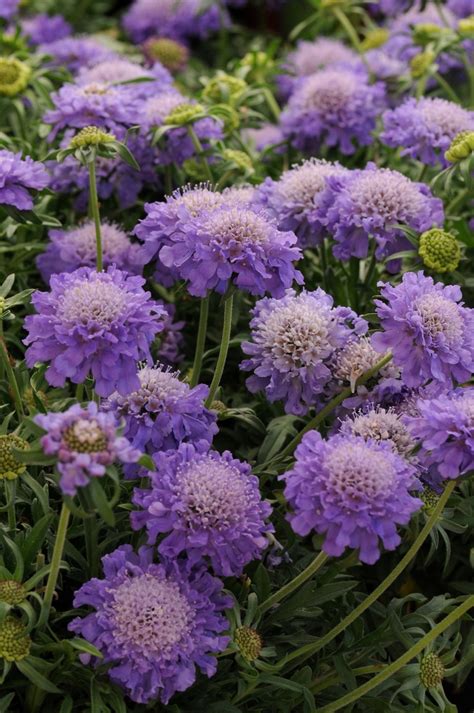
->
left=448, top=0, right=474, bottom=18
left=22, top=14, right=72, bottom=46
left=317, top=164, right=444, bottom=262
left=241, top=289, right=367, bottom=415
left=0, top=618, right=31, bottom=662
left=38, top=37, right=118, bottom=74
left=36, top=220, right=144, bottom=283
left=69, top=545, right=231, bottom=704
left=122, top=0, right=222, bottom=43
left=0, top=0, right=19, bottom=21
left=235, top=626, right=262, bottom=661
left=339, top=406, right=415, bottom=457
left=0, top=435, right=28, bottom=481
left=419, top=229, right=461, bottom=273
left=381, top=98, right=474, bottom=167
left=372, top=272, right=474, bottom=388
left=405, top=388, right=474, bottom=479
left=0, top=580, right=26, bottom=605
left=281, top=431, right=421, bottom=564
left=105, top=364, right=217, bottom=471
left=0, top=57, right=31, bottom=97
left=69, top=125, right=115, bottom=149
left=445, top=130, right=474, bottom=162
left=0, top=150, right=49, bottom=210
left=132, top=444, right=273, bottom=576
left=143, top=37, right=189, bottom=72
left=76, top=58, right=173, bottom=98
left=280, top=68, right=385, bottom=155
left=24, top=266, right=165, bottom=397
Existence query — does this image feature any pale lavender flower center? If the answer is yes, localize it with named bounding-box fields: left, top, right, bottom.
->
left=144, top=93, right=185, bottom=124
left=335, top=337, right=381, bottom=385
left=82, top=82, right=111, bottom=96
left=325, top=443, right=395, bottom=499
left=342, top=408, right=414, bottom=456
left=456, top=393, right=474, bottom=421
left=415, top=293, right=463, bottom=344
left=278, top=161, right=339, bottom=207
left=180, top=187, right=222, bottom=216
left=301, top=72, right=357, bottom=112
left=203, top=209, right=269, bottom=246
left=58, top=280, right=127, bottom=326
left=175, top=458, right=251, bottom=529
left=63, top=419, right=107, bottom=453
left=117, top=366, right=189, bottom=412
left=350, top=171, right=425, bottom=221
left=61, top=222, right=131, bottom=263
left=420, top=99, right=473, bottom=137
left=110, top=573, right=194, bottom=654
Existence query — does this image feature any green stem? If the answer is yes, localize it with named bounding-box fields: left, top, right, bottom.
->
left=38, top=502, right=70, bottom=629
left=75, top=383, right=84, bottom=402
left=262, top=87, right=281, bottom=121
left=257, top=552, right=329, bottom=617
left=5, top=480, right=16, bottom=531
left=190, top=296, right=210, bottom=388
left=317, top=594, right=474, bottom=713
left=78, top=490, right=99, bottom=578
left=433, top=72, right=461, bottom=104
left=187, top=125, right=214, bottom=183
left=446, top=188, right=469, bottom=217
left=278, top=353, right=393, bottom=461
left=0, top=337, right=24, bottom=420
left=205, top=293, right=234, bottom=407
left=88, top=160, right=103, bottom=272
left=280, top=480, right=457, bottom=671
left=311, top=664, right=385, bottom=695
left=332, top=7, right=363, bottom=54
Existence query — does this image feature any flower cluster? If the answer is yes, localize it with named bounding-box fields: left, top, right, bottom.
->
left=122, top=0, right=222, bottom=43
left=0, top=150, right=49, bottom=210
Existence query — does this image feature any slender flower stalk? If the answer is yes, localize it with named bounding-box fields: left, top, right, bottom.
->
left=0, top=338, right=24, bottom=420
left=190, top=296, right=209, bottom=387
left=88, top=161, right=103, bottom=271
left=187, top=125, right=214, bottom=183
left=205, top=293, right=234, bottom=407
left=38, top=502, right=71, bottom=629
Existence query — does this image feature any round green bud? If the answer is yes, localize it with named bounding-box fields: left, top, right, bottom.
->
left=165, top=103, right=205, bottom=126
left=235, top=626, right=262, bottom=662
left=221, top=149, right=253, bottom=171
left=458, top=15, right=474, bottom=36
left=419, top=229, right=461, bottom=273
left=419, top=486, right=440, bottom=515
left=142, top=37, right=189, bottom=72
left=0, top=618, right=31, bottom=662
left=70, top=126, right=116, bottom=149
left=445, top=130, right=474, bottom=162
left=413, top=23, right=444, bottom=45
left=0, top=580, right=27, bottom=606
left=410, top=50, right=435, bottom=78
left=361, top=28, right=390, bottom=51
left=420, top=653, right=444, bottom=688
left=209, top=400, right=228, bottom=414
left=0, top=296, right=6, bottom=315
left=0, top=434, right=28, bottom=481
left=0, top=57, right=31, bottom=97
left=202, top=74, right=247, bottom=104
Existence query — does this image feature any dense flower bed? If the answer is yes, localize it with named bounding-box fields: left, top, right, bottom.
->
left=0, top=1, right=473, bottom=711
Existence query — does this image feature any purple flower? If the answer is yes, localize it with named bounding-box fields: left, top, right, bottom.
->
left=157, top=302, right=185, bottom=365
left=159, top=205, right=303, bottom=298
left=35, top=402, right=139, bottom=496
left=37, top=37, right=118, bottom=74
left=339, top=405, right=416, bottom=458
left=132, top=443, right=273, bottom=576
left=281, top=431, right=422, bottom=564
left=36, top=220, right=145, bottom=283
left=24, top=266, right=165, bottom=397
left=381, top=98, right=474, bottom=167
left=317, top=163, right=444, bottom=262
left=105, top=364, right=217, bottom=468
left=76, top=59, right=173, bottom=99
left=122, top=0, right=223, bottom=43
left=255, top=159, right=349, bottom=248
left=244, top=124, right=285, bottom=152
left=69, top=545, right=231, bottom=704
left=241, top=288, right=367, bottom=416
left=372, top=272, right=474, bottom=388
left=0, top=150, right=49, bottom=210
left=365, top=48, right=408, bottom=81
left=0, top=0, right=19, bottom=21
left=447, top=0, right=474, bottom=17
left=281, top=68, right=385, bottom=155
left=21, top=14, right=72, bottom=45
left=406, top=388, right=474, bottom=479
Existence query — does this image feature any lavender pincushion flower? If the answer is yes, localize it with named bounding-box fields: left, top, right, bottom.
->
left=317, top=163, right=444, bottom=262
left=24, top=266, right=165, bottom=397
left=241, top=288, right=367, bottom=416
left=105, top=364, right=217, bottom=467
left=36, top=221, right=144, bottom=283
left=37, top=37, right=118, bottom=74
left=0, top=0, right=19, bottom=20
left=157, top=302, right=185, bottom=365
left=159, top=205, right=303, bottom=298
left=35, top=402, right=139, bottom=496
left=281, top=431, right=422, bottom=564
left=122, top=0, right=222, bottom=43
left=22, top=14, right=72, bottom=45
left=381, top=98, right=474, bottom=167
left=406, top=388, right=474, bottom=479
left=132, top=443, right=273, bottom=576
left=0, top=150, right=49, bottom=210
left=372, top=272, right=474, bottom=388
left=280, top=68, right=385, bottom=155
left=447, top=0, right=474, bottom=17
left=76, top=59, right=173, bottom=99
left=255, top=159, right=349, bottom=248
left=339, top=405, right=416, bottom=458
left=69, top=545, right=231, bottom=704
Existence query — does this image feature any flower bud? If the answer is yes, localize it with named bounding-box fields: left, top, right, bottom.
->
left=410, top=50, right=435, bottom=78
left=0, top=57, right=31, bottom=97
left=235, top=626, right=262, bottom=662
left=70, top=126, right=116, bottom=149
left=420, top=653, right=444, bottom=688
left=0, top=580, right=27, bottom=606
left=164, top=103, right=205, bottom=126
left=419, top=229, right=461, bottom=273
left=0, top=618, right=31, bottom=662
left=445, top=130, right=474, bottom=162
left=361, top=28, right=390, bottom=51
left=142, top=37, right=189, bottom=72
left=0, top=434, right=28, bottom=481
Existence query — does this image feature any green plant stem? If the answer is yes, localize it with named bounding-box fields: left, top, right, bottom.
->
left=446, top=188, right=469, bottom=217
left=332, top=7, right=362, bottom=53
left=317, top=594, right=474, bottom=713
left=78, top=490, right=99, bottom=578
left=75, top=383, right=84, bottom=402
left=257, top=551, right=329, bottom=617
left=278, top=353, right=393, bottom=461
left=0, top=337, right=24, bottom=420
left=190, top=296, right=210, bottom=388
left=311, top=664, right=385, bottom=695
left=262, top=87, right=281, bottom=121
left=88, top=160, right=103, bottom=272
left=5, top=480, right=16, bottom=531
left=38, top=502, right=70, bottom=629
left=205, top=292, right=234, bottom=407
left=433, top=72, right=461, bottom=104
left=187, top=125, right=214, bottom=183
left=279, top=479, right=457, bottom=671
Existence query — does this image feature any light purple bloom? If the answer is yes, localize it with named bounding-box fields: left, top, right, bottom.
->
left=317, top=163, right=444, bottom=262
left=76, top=58, right=173, bottom=99
left=0, top=0, right=19, bottom=21
left=122, top=0, right=223, bottom=43
left=21, top=14, right=72, bottom=45
left=281, top=431, right=422, bottom=564
left=447, top=0, right=474, bottom=17
left=37, top=36, right=118, bottom=74
left=365, top=48, right=408, bottom=81
left=280, top=68, right=385, bottom=155
left=406, top=388, right=474, bottom=479
left=244, top=124, right=285, bottom=152
left=69, top=545, right=231, bottom=704
left=157, top=302, right=185, bottom=365
left=35, top=402, right=139, bottom=496
left=105, top=364, right=217, bottom=471
left=339, top=405, right=416, bottom=458
left=24, top=266, right=165, bottom=397
left=381, top=97, right=474, bottom=167
left=255, top=159, right=349, bottom=248
left=132, top=443, right=273, bottom=576
left=36, top=220, right=145, bottom=283
left=241, top=288, right=367, bottom=416
left=0, top=150, right=49, bottom=210
left=372, top=271, right=474, bottom=388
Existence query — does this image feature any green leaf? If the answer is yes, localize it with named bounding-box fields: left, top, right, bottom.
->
left=16, top=659, right=61, bottom=693
left=12, top=448, right=56, bottom=466
left=0, top=274, right=15, bottom=298
left=0, top=693, right=15, bottom=713
left=59, top=696, right=73, bottom=713
left=114, top=142, right=140, bottom=171
left=67, top=638, right=103, bottom=659
left=19, top=514, right=53, bottom=570
left=138, top=453, right=155, bottom=471
left=89, top=479, right=116, bottom=527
